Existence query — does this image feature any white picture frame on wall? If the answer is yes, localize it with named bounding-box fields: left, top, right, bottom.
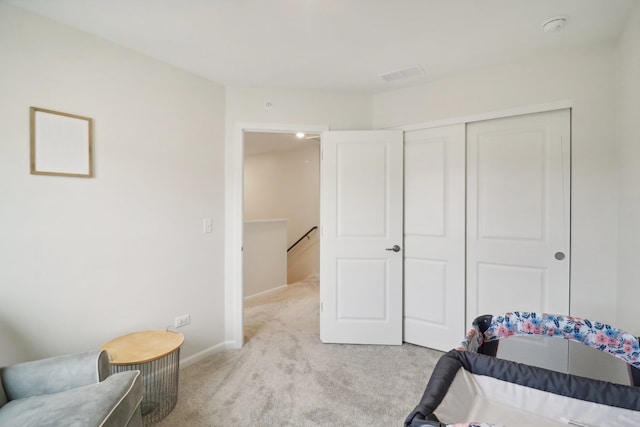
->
left=30, top=107, right=93, bottom=178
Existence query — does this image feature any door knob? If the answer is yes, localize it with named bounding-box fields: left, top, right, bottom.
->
left=385, top=245, right=401, bottom=252
left=555, top=252, right=565, bottom=260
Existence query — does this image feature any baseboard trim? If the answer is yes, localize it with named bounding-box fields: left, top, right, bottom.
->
left=179, top=341, right=232, bottom=368
left=243, top=284, right=288, bottom=303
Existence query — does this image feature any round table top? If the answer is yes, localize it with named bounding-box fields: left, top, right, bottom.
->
left=100, top=330, right=184, bottom=365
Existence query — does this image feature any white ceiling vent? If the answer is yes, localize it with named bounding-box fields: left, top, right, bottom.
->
left=380, top=65, right=424, bottom=83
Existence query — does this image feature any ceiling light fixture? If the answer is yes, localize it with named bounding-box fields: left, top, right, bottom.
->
left=542, top=16, right=568, bottom=32
left=296, top=132, right=305, bottom=139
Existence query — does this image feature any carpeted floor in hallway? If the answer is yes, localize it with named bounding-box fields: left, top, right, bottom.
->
left=156, top=277, right=443, bottom=426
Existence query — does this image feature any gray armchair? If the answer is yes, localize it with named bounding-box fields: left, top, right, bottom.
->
left=0, top=350, right=143, bottom=427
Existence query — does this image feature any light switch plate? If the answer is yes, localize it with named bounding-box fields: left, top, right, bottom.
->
left=203, top=218, right=213, bottom=233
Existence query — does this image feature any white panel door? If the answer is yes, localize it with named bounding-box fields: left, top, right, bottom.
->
left=320, top=130, right=404, bottom=345
left=467, top=109, right=571, bottom=372
left=404, top=124, right=466, bottom=351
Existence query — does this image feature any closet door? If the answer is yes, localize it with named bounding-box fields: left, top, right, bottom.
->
left=404, top=124, right=465, bottom=351
left=467, top=109, right=571, bottom=372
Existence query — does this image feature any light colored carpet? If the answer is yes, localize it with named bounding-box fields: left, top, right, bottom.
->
left=156, top=277, right=443, bottom=426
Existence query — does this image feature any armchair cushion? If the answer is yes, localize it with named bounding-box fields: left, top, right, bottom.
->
left=0, top=350, right=143, bottom=427
left=0, top=370, right=142, bottom=427
left=1, top=350, right=110, bottom=401
left=0, top=377, right=6, bottom=408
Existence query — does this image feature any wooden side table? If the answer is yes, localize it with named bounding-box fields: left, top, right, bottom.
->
left=101, top=330, right=184, bottom=425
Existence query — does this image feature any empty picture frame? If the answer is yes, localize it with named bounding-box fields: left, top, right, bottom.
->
left=30, top=107, right=94, bottom=177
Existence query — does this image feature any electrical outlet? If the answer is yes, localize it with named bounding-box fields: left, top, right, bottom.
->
left=174, top=314, right=190, bottom=328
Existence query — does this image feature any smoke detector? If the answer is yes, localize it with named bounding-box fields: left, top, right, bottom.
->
left=542, top=16, right=568, bottom=32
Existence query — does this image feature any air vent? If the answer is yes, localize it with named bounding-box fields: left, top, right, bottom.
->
left=380, top=65, right=424, bottom=83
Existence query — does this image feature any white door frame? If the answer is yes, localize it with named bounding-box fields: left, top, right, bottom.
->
left=225, top=122, right=329, bottom=349
left=395, top=100, right=573, bottom=132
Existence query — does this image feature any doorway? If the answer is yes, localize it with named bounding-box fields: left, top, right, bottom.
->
left=243, top=131, right=321, bottom=298
left=226, top=123, right=328, bottom=349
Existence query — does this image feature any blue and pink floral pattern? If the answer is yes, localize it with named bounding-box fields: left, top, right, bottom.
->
left=457, top=312, right=640, bottom=369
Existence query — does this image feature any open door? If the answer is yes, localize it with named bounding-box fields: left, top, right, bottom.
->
left=320, top=130, right=404, bottom=345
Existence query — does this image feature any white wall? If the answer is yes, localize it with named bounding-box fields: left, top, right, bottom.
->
left=244, top=143, right=320, bottom=248
left=374, top=44, right=618, bottom=321
left=4, top=1, right=635, bottom=376
left=0, top=4, right=226, bottom=365
left=373, top=44, right=619, bottom=378
left=287, top=230, right=320, bottom=283
left=226, top=86, right=373, bottom=132
left=615, top=3, right=640, bottom=336
left=243, top=220, right=287, bottom=298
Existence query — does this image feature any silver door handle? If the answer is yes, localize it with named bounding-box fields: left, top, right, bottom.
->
left=385, top=245, right=401, bottom=252
left=554, top=252, right=565, bottom=260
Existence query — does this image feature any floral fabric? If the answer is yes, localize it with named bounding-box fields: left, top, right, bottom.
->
left=457, top=312, right=640, bottom=369
left=457, top=325, right=483, bottom=353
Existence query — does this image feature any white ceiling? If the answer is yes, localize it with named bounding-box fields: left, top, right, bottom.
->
left=5, top=0, right=634, bottom=94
